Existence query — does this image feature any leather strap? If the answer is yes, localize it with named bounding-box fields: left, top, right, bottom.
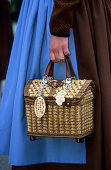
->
left=45, top=56, right=76, bottom=79
left=66, top=56, right=76, bottom=78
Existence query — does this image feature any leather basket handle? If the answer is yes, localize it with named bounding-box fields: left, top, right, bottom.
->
left=44, top=56, right=76, bottom=79
left=66, top=56, right=76, bottom=78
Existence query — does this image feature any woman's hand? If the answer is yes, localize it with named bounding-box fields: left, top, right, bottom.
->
left=49, top=35, right=70, bottom=62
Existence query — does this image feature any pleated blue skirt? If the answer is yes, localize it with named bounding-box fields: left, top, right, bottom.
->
left=0, top=0, right=86, bottom=166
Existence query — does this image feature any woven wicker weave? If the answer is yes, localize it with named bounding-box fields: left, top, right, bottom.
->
left=24, top=78, right=96, bottom=139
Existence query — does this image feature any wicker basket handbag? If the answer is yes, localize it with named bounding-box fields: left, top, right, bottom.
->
left=24, top=57, right=96, bottom=142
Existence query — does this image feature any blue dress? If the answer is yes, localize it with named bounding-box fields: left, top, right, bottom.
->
left=0, top=0, right=86, bottom=166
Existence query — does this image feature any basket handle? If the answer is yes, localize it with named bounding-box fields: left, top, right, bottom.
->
left=44, top=56, right=76, bottom=79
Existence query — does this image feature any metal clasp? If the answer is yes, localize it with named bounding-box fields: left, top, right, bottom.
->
left=66, top=78, right=71, bottom=87
left=43, top=75, right=48, bottom=84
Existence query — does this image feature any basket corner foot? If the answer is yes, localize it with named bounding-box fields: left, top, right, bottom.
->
left=76, top=138, right=84, bottom=143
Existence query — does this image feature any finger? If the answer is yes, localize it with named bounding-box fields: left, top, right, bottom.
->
left=54, top=51, right=61, bottom=62
left=50, top=51, right=56, bottom=62
left=58, top=51, right=65, bottom=62
left=50, top=51, right=59, bottom=63
left=54, top=49, right=65, bottom=62
left=63, top=47, right=71, bottom=56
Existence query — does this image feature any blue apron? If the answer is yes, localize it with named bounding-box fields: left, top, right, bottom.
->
left=0, top=0, right=86, bottom=166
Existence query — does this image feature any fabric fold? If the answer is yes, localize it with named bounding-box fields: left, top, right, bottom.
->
left=0, top=0, right=86, bottom=166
